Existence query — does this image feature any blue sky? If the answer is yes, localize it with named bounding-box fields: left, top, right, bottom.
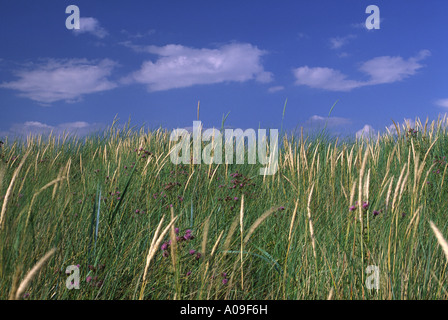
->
left=0, top=0, right=447, bottom=139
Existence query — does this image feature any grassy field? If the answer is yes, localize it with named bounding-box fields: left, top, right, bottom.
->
left=1, top=116, right=448, bottom=300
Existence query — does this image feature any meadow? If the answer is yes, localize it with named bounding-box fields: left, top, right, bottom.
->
left=1, top=116, right=448, bottom=300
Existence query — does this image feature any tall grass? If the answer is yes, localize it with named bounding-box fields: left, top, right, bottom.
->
left=0, top=116, right=448, bottom=299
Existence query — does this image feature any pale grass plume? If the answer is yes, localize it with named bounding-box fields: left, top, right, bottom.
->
left=430, top=221, right=448, bottom=262
left=140, top=215, right=178, bottom=299
left=0, top=148, right=31, bottom=230
left=223, top=216, right=240, bottom=253
left=239, top=194, right=245, bottom=290
left=13, top=248, right=56, bottom=300
left=243, top=206, right=277, bottom=245
left=327, top=287, right=334, bottom=300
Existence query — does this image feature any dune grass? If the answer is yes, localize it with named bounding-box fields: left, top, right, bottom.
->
left=1, top=116, right=448, bottom=300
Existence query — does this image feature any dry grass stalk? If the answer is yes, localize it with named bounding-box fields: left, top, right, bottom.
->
left=201, top=216, right=210, bottom=258
left=14, top=248, right=56, bottom=300
left=391, top=164, right=407, bottom=212
left=210, top=230, right=224, bottom=257
left=288, top=199, right=300, bottom=244
left=307, top=183, right=316, bottom=260
left=405, top=206, right=421, bottom=238
left=169, top=207, right=178, bottom=272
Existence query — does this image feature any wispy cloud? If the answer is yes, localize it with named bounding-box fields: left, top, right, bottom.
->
left=122, top=43, right=273, bottom=91
left=120, top=29, right=155, bottom=39
left=293, top=50, right=430, bottom=91
left=73, top=17, right=108, bottom=38
left=435, top=98, right=448, bottom=108
left=329, top=34, right=356, bottom=49
left=351, top=17, right=385, bottom=31
left=300, top=115, right=353, bottom=137
left=268, top=86, right=284, bottom=93
left=0, top=59, right=117, bottom=103
left=305, top=115, right=351, bottom=128
left=4, top=121, right=106, bottom=138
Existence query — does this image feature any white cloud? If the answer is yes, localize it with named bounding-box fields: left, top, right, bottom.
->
left=329, top=35, right=356, bottom=49
left=123, top=43, right=273, bottom=91
left=293, top=66, right=363, bottom=91
left=356, top=124, right=376, bottom=139
left=0, top=59, right=117, bottom=103
left=435, top=98, right=448, bottom=108
left=73, top=17, right=108, bottom=38
left=268, top=86, right=284, bottom=93
left=293, top=50, right=430, bottom=92
left=359, top=50, right=431, bottom=85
